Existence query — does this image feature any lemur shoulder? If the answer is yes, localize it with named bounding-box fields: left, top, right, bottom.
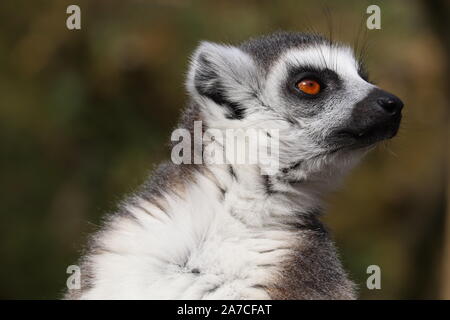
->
left=66, top=32, right=403, bottom=300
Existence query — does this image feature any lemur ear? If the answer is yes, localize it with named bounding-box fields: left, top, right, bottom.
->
left=186, top=41, right=259, bottom=120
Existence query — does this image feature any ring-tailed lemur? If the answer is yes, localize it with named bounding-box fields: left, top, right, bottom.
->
left=66, top=32, right=403, bottom=300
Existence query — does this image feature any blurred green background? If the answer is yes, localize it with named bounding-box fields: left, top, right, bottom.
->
left=0, top=0, right=448, bottom=299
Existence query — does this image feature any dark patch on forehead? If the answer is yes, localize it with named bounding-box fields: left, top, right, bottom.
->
left=240, top=32, right=328, bottom=70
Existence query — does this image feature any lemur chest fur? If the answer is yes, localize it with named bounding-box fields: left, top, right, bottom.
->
left=72, top=163, right=355, bottom=300
left=77, top=166, right=300, bottom=299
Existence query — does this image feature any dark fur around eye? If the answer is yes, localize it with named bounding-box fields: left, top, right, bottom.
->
left=285, top=65, right=342, bottom=99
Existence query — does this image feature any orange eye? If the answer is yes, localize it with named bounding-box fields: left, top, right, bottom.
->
left=297, top=79, right=321, bottom=95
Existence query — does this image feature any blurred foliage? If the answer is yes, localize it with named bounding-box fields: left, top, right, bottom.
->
left=0, top=0, right=447, bottom=299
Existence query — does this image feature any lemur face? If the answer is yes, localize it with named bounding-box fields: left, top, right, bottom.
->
left=253, top=34, right=403, bottom=152
left=187, top=32, right=403, bottom=174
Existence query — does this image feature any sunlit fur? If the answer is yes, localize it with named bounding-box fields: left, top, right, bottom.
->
left=66, top=32, right=384, bottom=300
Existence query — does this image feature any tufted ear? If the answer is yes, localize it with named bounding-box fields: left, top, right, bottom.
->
left=186, top=41, right=259, bottom=120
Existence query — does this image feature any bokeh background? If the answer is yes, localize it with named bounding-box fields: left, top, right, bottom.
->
left=0, top=0, right=448, bottom=299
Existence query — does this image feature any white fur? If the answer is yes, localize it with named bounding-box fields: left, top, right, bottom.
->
left=79, top=165, right=301, bottom=299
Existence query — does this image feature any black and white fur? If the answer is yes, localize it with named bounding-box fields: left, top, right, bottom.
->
left=66, top=32, right=403, bottom=300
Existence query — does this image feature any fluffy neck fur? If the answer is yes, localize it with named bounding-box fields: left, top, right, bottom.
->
left=66, top=101, right=358, bottom=300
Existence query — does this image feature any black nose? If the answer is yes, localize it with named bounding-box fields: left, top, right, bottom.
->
left=377, top=95, right=403, bottom=115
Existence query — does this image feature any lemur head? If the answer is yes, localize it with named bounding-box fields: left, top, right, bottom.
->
left=186, top=32, right=403, bottom=185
